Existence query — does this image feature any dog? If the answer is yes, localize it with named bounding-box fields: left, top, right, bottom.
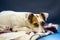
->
left=0, top=11, right=49, bottom=33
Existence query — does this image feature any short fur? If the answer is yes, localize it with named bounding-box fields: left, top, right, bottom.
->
left=0, top=11, right=49, bottom=33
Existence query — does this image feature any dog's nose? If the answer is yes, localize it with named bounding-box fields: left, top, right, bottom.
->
left=32, top=31, right=37, bottom=34
left=34, top=31, right=37, bottom=33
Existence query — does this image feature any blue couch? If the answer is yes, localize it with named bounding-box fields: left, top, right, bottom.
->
left=38, top=25, right=60, bottom=40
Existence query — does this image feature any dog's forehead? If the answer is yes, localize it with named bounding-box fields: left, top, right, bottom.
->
left=34, top=14, right=40, bottom=21
left=34, top=14, right=44, bottom=22
left=34, top=14, right=40, bottom=17
left=27, top=13, right=45, bottom=22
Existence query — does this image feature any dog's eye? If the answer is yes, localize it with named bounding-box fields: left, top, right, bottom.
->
left=40, top=22, right=45, bottom=26
left=34, top=23, right=39, bottom=27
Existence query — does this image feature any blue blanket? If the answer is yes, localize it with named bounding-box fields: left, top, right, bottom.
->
left=38, top=26, right=60, bottom=40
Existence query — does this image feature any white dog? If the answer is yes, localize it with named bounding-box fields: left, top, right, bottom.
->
left=0, top=11, right=49, bottom=33
left=0, top=11, right=49, bottom=40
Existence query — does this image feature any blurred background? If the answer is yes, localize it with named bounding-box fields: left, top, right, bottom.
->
left=0, top=0, right=60, bottom=24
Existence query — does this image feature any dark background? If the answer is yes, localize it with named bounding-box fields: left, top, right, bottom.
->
left=0, top=0, right=60, bottom=24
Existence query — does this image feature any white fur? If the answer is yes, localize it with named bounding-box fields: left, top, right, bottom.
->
left=0, top=11, right=32, bottom=32
left=0, top=11, right=50, bottom=40
left=0, top=11, right=48, bottom=32
left=0, top=31, right=50, bottom=40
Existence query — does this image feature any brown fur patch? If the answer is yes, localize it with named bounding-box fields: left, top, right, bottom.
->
left=40, top=12, right=45, bottom=21
left=28, top=14, right=34, bottom=23
left=28, top=14, right=38, bottom=24
left=28, top=14, right=39, bottom=28
left=32, top=15, right=38, bottom=24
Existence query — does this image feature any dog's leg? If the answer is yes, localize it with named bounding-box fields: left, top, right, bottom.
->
left=0, top=31, right=27, bottom=40
left=12, top=26, right=32, bottom=33
left=30, top=32, right=51, bottom=40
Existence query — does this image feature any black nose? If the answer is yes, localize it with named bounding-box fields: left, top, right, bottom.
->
left=33, top=31, right=37, bottom=33
left=10, top=28, right=13, bottom=32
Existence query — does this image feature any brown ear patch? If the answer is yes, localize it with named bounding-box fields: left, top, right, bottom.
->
left=28, top=14, right=38, bottom=24
left=28, top=14, right=34, bottom=23
left=40, top=13, right=45, bottom=21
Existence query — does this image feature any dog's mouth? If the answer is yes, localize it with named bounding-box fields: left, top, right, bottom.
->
left=32, top=31, right=37, bottom=33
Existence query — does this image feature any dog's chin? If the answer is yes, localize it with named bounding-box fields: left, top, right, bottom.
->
left=28, top=28, right=44, bottom=33
left=32, top=30, right=45, bottom=34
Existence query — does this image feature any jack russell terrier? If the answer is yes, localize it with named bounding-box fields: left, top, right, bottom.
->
left=0, top=11, right=50, bottom=40
left=0, top=11, right=49, bottom=33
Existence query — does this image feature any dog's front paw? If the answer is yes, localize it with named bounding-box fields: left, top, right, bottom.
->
left=30, top=34, right=40, bottom=40
left=46, top=31, right=54, bottom=35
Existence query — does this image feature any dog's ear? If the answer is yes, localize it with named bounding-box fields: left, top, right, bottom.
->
left=40, top=12, right=49, bottom=21
left=28, top=13, right=34, bottom=23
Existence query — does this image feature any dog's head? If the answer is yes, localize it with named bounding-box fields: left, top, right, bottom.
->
left=27, top=12, right=49, bottom=33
